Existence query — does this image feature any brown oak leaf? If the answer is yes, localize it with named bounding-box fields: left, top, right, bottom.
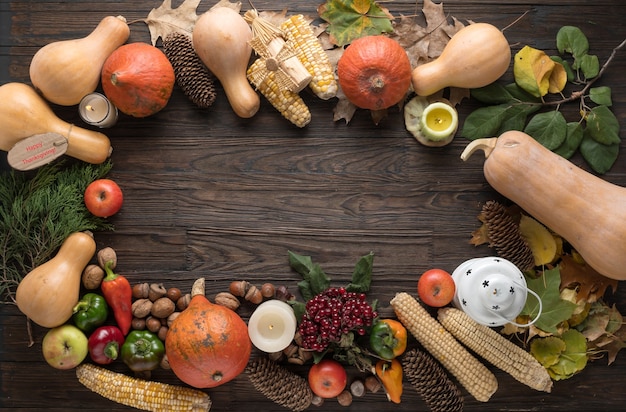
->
left=559, top=254, right=618, bottom=303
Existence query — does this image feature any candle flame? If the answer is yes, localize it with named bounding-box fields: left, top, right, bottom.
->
left=86, top=105, right=94, bottom=111
left=268, top=324, right=274, bottom=330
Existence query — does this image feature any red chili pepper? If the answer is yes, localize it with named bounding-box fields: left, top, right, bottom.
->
left=101, top=261, right=133, bottom=335
left=88, top=325, right=125, bottom=365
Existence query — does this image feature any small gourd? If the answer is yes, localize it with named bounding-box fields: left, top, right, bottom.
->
left=166, top=278, right=252, bottom=388
left=192, top=6, right=260, bottom=118
left=461, top=130, right=626, bottom=281
left=0, top=82, right=112, bottom=164
left=412, top=23, right=511, bottom=96
left=29, top=16, right=130, bottom=106
left=101, top=42, right=176, bottom=118
left=16, top=232, right=97, bottom=328
left=337, top=35, right=412, bottom=110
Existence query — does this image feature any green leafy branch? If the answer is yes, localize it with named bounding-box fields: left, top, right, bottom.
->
left=462, top=27, right=625, bottom=174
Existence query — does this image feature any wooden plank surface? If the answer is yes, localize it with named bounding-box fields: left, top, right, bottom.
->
left=2, top=0, right=626, bottom=410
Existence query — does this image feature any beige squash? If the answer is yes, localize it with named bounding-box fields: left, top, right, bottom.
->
left=16, top=232, right=97, bottom=328
left=192, top=6, right=260, bottom=118
left=412, top=23, right=511, bottom=96
left=0, top=82, right=111, bottom=164
left=461, top=130, right=626, bottom=281
left=29, top=15, right=130, bottom=106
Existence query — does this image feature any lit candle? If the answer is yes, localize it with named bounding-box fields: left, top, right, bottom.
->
left=78, top=93, right=118, bottom=128
left=420, top=101, right=458, bottom=141
left=247, top=299, right=297, bottom=353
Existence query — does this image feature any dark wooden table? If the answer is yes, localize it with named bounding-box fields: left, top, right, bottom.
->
left=2, top=0, right=626, bottom=410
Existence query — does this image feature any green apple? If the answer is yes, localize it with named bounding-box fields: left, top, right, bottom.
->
left=42, top=324, right=88, bottom=369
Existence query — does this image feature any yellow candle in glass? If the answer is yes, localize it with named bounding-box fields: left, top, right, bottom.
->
left=247, top=300, right=297, bottom=353
left=78, top=93, right=118, bottom=128
left=420, top=102, right=458, bottom=141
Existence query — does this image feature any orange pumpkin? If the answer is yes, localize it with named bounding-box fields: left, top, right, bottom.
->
left=165, top=278, right=252, bottom=388
left=337, top=35, right=412, bottom=110
left=101, top=42, right=175, bottom=118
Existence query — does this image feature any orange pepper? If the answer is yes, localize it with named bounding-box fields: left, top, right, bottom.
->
left=370, top=318, right=408, bottom=360
left=375, top=358, right=403, bottom=403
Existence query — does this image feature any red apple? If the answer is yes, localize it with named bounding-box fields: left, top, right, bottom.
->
left=308, top=359, right=347, bottom=399
left=84, top=178, right=123, bottom=218
left=417, top=268, right=456, bottom=307
left=42, top=324, right=88, bottom=370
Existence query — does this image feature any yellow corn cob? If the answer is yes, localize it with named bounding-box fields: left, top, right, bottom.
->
left=437, top=307, right=553, bottom=393
left=390, top=292, right=498, bottom=402
left=281, top=14, right=337, bottom=100
left=247, top=58, right=311, bottom=128
left=76, top=364, right=211, bottom=412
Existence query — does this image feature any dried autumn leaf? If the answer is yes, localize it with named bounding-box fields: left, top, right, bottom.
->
left=143, top=0, right=202, bottom=45
left=519, top=215, right=557, bottom=266
left=318, top=0, right=394, bottom=46
left=559, top=254, right=618, bottom=303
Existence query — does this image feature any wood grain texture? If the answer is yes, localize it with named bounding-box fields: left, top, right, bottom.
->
left=2, top=0, right=626, bottom=410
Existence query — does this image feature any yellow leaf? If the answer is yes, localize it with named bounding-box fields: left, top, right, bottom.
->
left=519, top=215, right=557, bottom=265
left=548, top=61, right=567, bottom=94
left=514, top=45, right=556, bottom=97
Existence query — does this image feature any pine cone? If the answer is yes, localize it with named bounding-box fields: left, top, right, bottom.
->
left=246, top=357, right=313, bottom=412
left=402, top=348, right=464, bottom=412
left=480, top=200, right=535, bottom=271
left=162, top=31, right=216, bottom=109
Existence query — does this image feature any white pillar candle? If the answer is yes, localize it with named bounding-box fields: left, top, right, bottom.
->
left=247, top=299, right=297, bottom=353
left=78, top=93, right=118, bottom=128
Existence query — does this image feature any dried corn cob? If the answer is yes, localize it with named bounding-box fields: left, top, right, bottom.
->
left=390, top=292, right=498, bottom=402
left=76, top=363, right=211, bottom=411
left=437, top=307, right=553, bottom=392
left=402, top=348, right=464, bottom=412
left=246, top=357, right=313, bottom=412
left=281, top=14, right=337, bottom=100
left=247, top=58, right=311, bottom=127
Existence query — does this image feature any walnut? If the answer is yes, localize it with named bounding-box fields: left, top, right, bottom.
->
left=97, top=247, right=117, bottom=270
left=215, top=292, right=240, bottom=311
left=151, top=297, right=176, bottom=318
left=132, top=298, right=153, bottom=318
left=82, top=264, right=105, bottom=290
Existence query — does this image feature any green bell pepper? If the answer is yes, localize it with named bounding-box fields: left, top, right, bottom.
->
left=121, top=330, right=164, bottom=372
left=72, top=293, right=109, bottom=333
left=369, top=319, right=408, bottom=360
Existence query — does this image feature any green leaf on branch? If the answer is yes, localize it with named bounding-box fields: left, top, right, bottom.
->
left=470, top=83, right=514, bottom=105
left=589, top=86, right=612, bottom=106
left=289, top=251, right=331, bottom=300
left=346, top=252, right=374, bottom=293
left=556, top=26, right=589, bottom=62
left=460, top=105, right=510, bottom=139
left=586, top=105, right=620, bottom=145
left=318, top=0, right=394, bottom=46
left=554, top=122, right=584, bottom=159
left=524, top=111, right=568, bottom=150
left=580, top=54, right=600, bottom=78
left=580, top=132, right=620, bottom=174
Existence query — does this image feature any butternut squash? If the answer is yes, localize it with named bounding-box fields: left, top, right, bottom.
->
left=192, top=6, right=260, bottom=118
left=29, top=15, right=130, bottom=106
left=16, top=231, right=97, bottom=328
left=461, top=130, right=626, bottom=281
left=0, top=82, right=111, bottom=164
left=412, top=23, right=511, bottom=96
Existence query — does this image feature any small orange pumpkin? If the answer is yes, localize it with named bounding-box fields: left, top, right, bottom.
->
left=165, top=278, right=251, bottom=388
left=101, top=42, right=175, bottom=118
left=337, top=35, right=412, bottom=110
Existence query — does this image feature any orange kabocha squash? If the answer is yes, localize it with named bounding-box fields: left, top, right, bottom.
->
left=337, top=35, right=412, bottom=110
left=166, top=278, right=252, bottom=388
left=101, top=42, right=175, bottom=118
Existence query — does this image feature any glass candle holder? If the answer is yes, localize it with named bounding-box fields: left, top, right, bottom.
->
left=78, top=93, right=118, bottom=128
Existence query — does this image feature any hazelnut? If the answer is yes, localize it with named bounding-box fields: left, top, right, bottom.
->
left=157, top=325, right=169, bottom=342
left=132, top=298, right=153, bottom=318
left=146, top=316, right=162, bottom=333
left=229, top=280, right=249, bottom=297
left=131, top=317, right=146, bottom=330
left=151, top=297, right=176, bottom=318
left=132, top=283, right=150, bottom=299
left=214, top=292, right=240, bottom=311
left=261, top=283, right=275, bottom=298
left=97, top=247, right=117, bottom=270
left=245, top=285, right=263, bottom=304
left=176, top=294, right=191, bottom=311
left=166, top=287, right=182, bottom=302
left=82, top=264, right=105, bottom=290
left=337, top=390, right=352, bottom=407
left=148, top=283, right=167, bottom=302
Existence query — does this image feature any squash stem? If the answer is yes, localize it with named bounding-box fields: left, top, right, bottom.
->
left=191, top=277, right=205, bottom=297
left=460, top=137, right=498, bottom=161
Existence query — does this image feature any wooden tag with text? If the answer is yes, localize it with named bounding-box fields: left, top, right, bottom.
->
left=7, top=133, right=68, bottom=171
